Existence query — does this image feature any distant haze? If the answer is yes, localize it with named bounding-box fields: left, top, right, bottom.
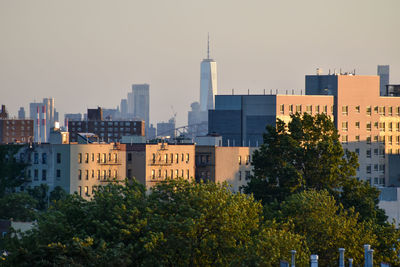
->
left=1, top=0, right=399, bottom=127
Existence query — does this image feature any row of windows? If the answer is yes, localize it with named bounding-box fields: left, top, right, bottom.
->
left=279, top=104, right=333, bottom=115
left=28, top=169, right=61, bottom=181
left=238, top=171, right=251, bottom=181
left=195, top=155, right=251, bottom=165
left=70, top=121, right=138, bottom=127
left=151, top=169, right=190, bottom=179
left=4, top=126, right=31, bottom=130
left=365, top=164, right=385, bottom=174
left=151, top=153, right=190, bottom=164
left=78, top=153, right=118, bottom=164
left=342, top=134, right=400, bottom=145
left=31, top=152, right=61, bottom=164
left=77, top=185, right=93, bottom=197
left=342, top=105, right=400, bottom=116
left=78, top=169, right=118, bottom=180
left=342, top=121, right=400, bottom=132
left=70, top=128, right=137, bottom=133
left=4, top=120, right=32, bottom=125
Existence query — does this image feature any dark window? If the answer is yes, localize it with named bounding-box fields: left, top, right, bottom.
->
left=127, top=153, right=132, bottom=162
left=42, top=170, right=47, bottom=181
left=34, top=169, right=38, bottom=181
left=42, top=153, right=47, bottom=164
left=34, top=153, right=39, bottom=164
left=127, top=169, right=132, bottom=179
left=57, top=153, right=61, bottom=163
left=56, top=169, right=61, bottom=178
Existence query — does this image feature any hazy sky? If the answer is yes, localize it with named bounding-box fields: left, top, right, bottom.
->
left=1, top=0, right=399, bottom=126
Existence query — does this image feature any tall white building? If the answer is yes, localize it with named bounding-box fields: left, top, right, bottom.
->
left=132, top=84, right=150, bottom=137
left=200, top=35, right=217, bottom=111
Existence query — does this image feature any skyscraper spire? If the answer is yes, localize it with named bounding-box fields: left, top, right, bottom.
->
left=207, top=33, right=210, bottom=59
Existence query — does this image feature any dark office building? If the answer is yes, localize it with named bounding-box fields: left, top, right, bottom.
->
left=68, top=108, right=144, bottom=143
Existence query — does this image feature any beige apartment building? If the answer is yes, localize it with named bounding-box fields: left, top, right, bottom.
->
left=195, top=145, right=256, bottom=193
left=19, top=142, right=126, bottom=200
left=123, top=142, right=195, bottom=189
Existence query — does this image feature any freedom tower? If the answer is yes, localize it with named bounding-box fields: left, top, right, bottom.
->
left=200, top=35, right=217, bottom=112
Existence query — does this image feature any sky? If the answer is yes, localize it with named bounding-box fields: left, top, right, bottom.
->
left=1, top=0, right=399, bottom=127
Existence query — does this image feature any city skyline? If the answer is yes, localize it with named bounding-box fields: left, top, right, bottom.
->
left=0, top=0, right=399, bottom=127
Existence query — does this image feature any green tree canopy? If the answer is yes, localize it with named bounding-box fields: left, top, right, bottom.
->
left=244, top=113, right=386, bottom=224
left=3, top=179, right=309, bottom=266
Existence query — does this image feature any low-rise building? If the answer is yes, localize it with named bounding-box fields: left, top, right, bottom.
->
left=18, top=142, right=126, bottom=200
left=195, top=145, right=255, bottom=192
left=0, top=105, right=33, bottom=144
left=123, top=142, right=195, bottom=189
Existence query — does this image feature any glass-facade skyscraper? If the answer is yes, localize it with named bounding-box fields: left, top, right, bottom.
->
left=200, top=36, right=217, bottom=112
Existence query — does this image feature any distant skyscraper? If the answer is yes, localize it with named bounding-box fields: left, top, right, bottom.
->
left=120, top=99, right=128, bottom=118
left=127, top=92, right=134, bottom=115
left=29, top=98, right=58, bottom=143
left=378, top=65, right=390, bottom=96
left=132, top=84, right=150, bottom=137
left=157, top=118, right=176, bottom=138
left=18, top=107, right=25, bottom=119
left=200, top=35, right=217, bottom=111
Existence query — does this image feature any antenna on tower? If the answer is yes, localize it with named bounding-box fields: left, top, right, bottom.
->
left=207, top=33, right=210, bottom=59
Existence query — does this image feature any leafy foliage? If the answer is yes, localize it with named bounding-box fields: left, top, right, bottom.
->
left=3, top=179, right=308, bottom=266
left=0, top=192, right=37, bottom=221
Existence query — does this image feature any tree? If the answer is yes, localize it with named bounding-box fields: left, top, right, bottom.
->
left=0, top=144, right=29, bottom=197
left=49, top=186, right=68, bottom=203
left=244, top=113, right=386, bottom=224
left=3, top=179, right=310, bottom=266
left=278, top=190, right=379, bottom=266
left=0, top=192, right=37, bottom=221
left=27, top=184, right=49, bottom=211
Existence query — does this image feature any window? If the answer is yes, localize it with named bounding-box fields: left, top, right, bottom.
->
left=56, top=169, right=61, bottom=178
left=379, top=122, right=385, bottom=132
left=175, top=169, right=179, bottom=178
left=366, top=136, right=371, bottom=144
left=397, top=136, right=400, bottom=145
left=355, top=148, right=360, bottom=155
left=379, top=164, right=385, bottom=172
left=34, top=169, right=39, bottom=181
left=342, top=106, right=348, bottom=115
left=342, top=122, right=348, bottom=131
left=42, top=153, right=47, bottom=164
left=85, top=170, right=89, bottom=180
left=289, top=105, right=293, bottom=114
left=78, top=153, right=82, bottom=163
left=170, top=153, right=174, bottom=163
left=78, top=186, right=82, bottom=196
left=374, top=122, right=379, bottom=129
left=187, top=170, right=190, bottom=179
left=34, top=153, right=39, bottom=164
left=374, top=106, right=378, bottom=114
left=103, top=170, right=106, bottom=180
left=114, top=153, right=118, bottom=163
left=245, top=171, right=251, bottom=180
left=355, top=106, right=360, bottom=113
left=114, top=170, right=118, bottom=179
left=78, top=169, right=82, bottom=180
left=366, top=149, right=371, bottom=158
left=127, top=153, right=132, bottom=162
left=163, top=170, right=167, bottom=178
left=366, top=122, right=371, bottom=131
left=57, top=153, right=61, bottom=164
left=374, top=164, right=379, bottom=171
left=374, top=135, right=379, bottom=142
left=379, top=135, right=385, bottom=143
left=97, top=170, right=100, bottom=180
left=366, top=106, right=371, bottom=115
left=323, top=105, right=328, bottom=113
left=238, top=156, right=242, bottom=165
left=85, top=186, right=89, bottom=196
left=108, top=153, right=112, bottom=161
left=97, top=153, right=100, bottom=163
left=158, top=169, right=161, bottom=178
left=389, top=136, right=393, bottom=145
left=355, top=135, right=360, bottom=142
left=306, top=105, right=312, bottom=114
left=374, top=148, right=379, bottom=156
left=279, top=104, right=284, bottom=114
left=186, top=153, right=190, bottom=163
left=389, top=122, right=393, bottom=132
left=42, top=170, right=47, bottom=181
left=152, top=170, right=155, bottom=179
left=175, top=153, right=179, bottom=163
left=315, top=105, right=320, bottom=113
left=181, top=153, right=184, bottom=162
left=397, top=107, right=400, bottom=116
left=389, top=106, right=393, bottom=116
left=85, top=153, right=89, bottom=163
left=128, top=169, right=132, bottom=179
left=238, top=171, right=242, bottom=181
left=379, top=106, right=385, bottom=115
left=91, top=153, right=94, bottom=162
left=366, top=165, right=372, bottom=174
left=296, top=105, right=302, bottom=113
left=181, top=169, right=184, bottom=177
left=246, top=155, right=250, bottom=165
left=341, top=135, right=348, bottom=144
left=355, top=122, right=360, bottom=129
left=108, top=169, right=111, bottom=178
left=170, top=169, right=174, bottom=178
